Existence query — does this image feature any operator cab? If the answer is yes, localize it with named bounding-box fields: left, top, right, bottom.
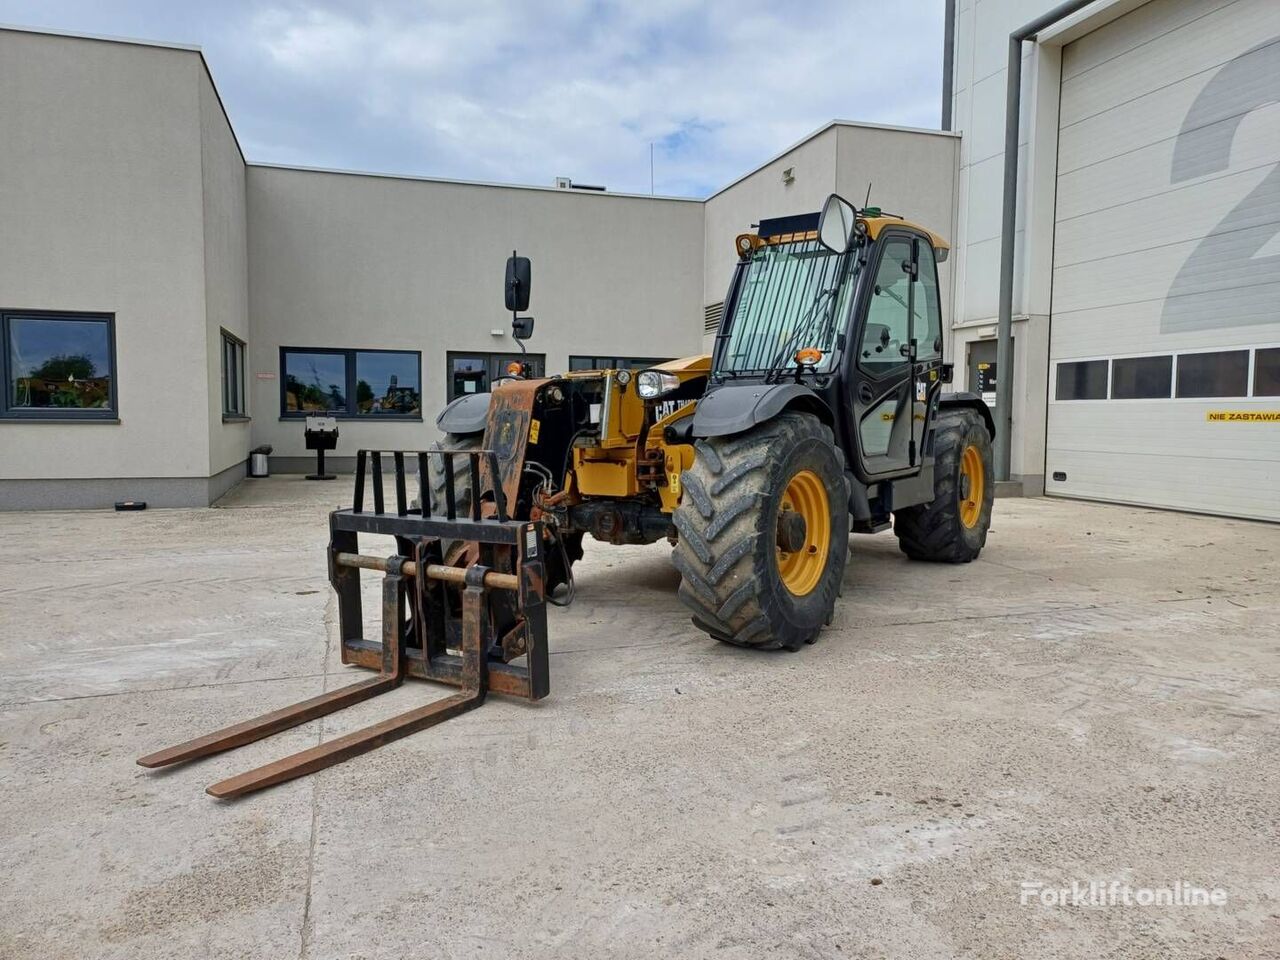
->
left=710, top=193, right=950, bottom=487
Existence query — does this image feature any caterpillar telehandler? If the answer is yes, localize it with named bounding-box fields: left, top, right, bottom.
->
left=433, top=193, right=995, bottom=650
left=137, top=194, right=995, bottom=799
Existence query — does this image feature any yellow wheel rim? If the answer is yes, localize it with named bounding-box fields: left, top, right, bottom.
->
left=959, top=444, right=985, bottom=529
left=776, top=469, right=831, bottom=596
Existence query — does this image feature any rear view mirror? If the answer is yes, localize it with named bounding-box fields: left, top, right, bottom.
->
left=505, top=254, right=531, bottom=312
left=817, top=193, right=857, bottom=254
left=512, top=316, right=534, bottom=340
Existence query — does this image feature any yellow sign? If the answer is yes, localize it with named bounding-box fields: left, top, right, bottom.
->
left=1206, top=411, right=1280, bottom=423
left=529, top=419, right=541, bottom=443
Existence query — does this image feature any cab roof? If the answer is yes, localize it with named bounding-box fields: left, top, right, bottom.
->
left=748, top=210, right=949, bottom=255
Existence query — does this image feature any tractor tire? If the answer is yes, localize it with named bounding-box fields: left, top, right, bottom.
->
left=672, top=412, right=850, bottom=651
left=427, top=433, right=580, bottom=594
left=427, top=432, right=484, bottom=525
left=893, top=409, right=994, bottom=563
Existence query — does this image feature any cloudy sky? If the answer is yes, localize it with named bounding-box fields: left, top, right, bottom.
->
left=0, top=1, right=945, bottom=197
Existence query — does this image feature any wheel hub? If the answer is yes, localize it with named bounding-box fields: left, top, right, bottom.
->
left=776, top=510, right=808, bottom=554
left=776, top=469, right=831, bottom=597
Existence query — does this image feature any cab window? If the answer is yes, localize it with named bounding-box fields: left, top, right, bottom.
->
left=858, top=236, right=942, bottom=375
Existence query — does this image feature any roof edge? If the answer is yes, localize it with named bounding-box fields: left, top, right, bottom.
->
left=247, top=161, right=703, bottom=202
left=706, top=118, right=959, bottom=201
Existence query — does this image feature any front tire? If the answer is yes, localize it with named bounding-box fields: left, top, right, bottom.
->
left=893, top=409, right=994, bottom=562
left=672, top=412, right=850, bottom=651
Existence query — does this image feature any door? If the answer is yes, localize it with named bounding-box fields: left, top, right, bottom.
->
left=1046, top=0, right=1280, bottom=520
left=851, top=234, right=943, bottom=477
left=967, top=339, right=1008, bottom=411
left=446, top=352, right=545, bottom=401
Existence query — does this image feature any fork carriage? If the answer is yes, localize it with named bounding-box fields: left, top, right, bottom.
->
left=138, top=448, right=549, bottom=799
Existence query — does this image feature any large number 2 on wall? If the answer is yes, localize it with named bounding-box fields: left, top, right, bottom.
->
left=1162, top=38, right=1280, bottom=335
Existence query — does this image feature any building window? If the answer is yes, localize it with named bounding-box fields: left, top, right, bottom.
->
left=280, top=347, right=421, bottom=418
left=1253, top=348, right=1280, bottom=397
left=221, top=330, right=246, bottom=417
left=446, top=351, right=546, bottom=401
left=1110, top=355, right=1172, bottom=399
left=1175, top=350, right=1248, bottom=399
left=568, top=356, right=672, bottom=371
left=1055, top=359, right=1107, bottom=400
left=1, top=311, right=116, bottom=419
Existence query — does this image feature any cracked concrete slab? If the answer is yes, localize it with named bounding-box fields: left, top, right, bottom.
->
left=0, top=476, right=1277, bottom=958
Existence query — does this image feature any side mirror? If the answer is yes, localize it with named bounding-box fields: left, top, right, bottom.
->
left=817, top=193, right=857, bottom=254
left=505, top=254, right=531, bottom=312
left=512, top=316, right=534, bottom=340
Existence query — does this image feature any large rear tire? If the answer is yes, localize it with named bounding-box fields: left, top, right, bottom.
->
left=893, top=409, right=994, bottom=562
left=672, top=412, right=850, bottom=651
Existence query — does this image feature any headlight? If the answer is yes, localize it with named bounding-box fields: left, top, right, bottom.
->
left=615, top=369, right=632, bottom=386
left=637, top=370, right=680, bottom=399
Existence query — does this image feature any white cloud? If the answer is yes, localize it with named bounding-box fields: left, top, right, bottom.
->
left=0, top=0, right=944, bottom=195
left=242, top=0, right=943, bottom=194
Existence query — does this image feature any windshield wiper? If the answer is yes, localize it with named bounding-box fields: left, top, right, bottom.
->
left=762, top=284, right=840, bottom=384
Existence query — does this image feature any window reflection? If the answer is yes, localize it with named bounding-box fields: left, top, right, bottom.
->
left=283, top=352, right=346, bottom=412
left=7, top=316, right=113, bottom=410
left=355, top=351, right=420, bottom=416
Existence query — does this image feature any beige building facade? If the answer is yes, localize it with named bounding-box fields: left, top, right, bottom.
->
left=0, top=25, right=958, bottom=508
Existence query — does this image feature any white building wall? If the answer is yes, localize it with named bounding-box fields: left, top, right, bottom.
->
left=198, top=69, right=250, bottom=487
left=245, top=166, right=705, bottom=464
left=0, top=30, right=213, bottom=505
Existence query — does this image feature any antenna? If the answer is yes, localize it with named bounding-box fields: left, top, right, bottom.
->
left=650, top=143, right=655, bottom=195
left=864, top=181, right=873, bottom=208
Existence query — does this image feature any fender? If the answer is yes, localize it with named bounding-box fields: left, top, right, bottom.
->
left=435, top=391, right=491, bottom=435
left=938, top=391, right=996, bottom=439
left=690, top=383, right=833, bottom=438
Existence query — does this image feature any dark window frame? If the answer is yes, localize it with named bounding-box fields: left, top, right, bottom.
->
left=279, top=346, right=423, bottom=420
left=445, top=350, right=547, bottom=402
left=1251, top=347, right=1280, bottom=397
left=1054, top=359, right=1108, bottom=401
left=1175, top=349, right=1249, bottom=399
left=1109, top=354, right=1173, bottom=400
left=0, top=309, right=118, bottom=421
left=221, top=329, right=247, bottom=420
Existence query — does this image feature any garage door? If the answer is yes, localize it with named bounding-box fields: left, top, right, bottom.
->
left=1047, top=0, right=1280, bottom=521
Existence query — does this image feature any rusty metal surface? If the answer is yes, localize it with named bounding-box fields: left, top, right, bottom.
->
left=135, top=674, right=398, bottom=769
left=483, top=380, right=542, bottom=515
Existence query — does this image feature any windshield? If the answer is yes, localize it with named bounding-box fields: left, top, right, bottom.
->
left=716, top=238, right=858, bottom=377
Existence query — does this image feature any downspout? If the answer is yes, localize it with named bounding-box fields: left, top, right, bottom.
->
left=941, top=0, right=956, bottom=130
left=994, top=0, right=1098, bottom=481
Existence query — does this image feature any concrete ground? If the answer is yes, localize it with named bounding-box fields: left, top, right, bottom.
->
left=0, top=477, right=1277, bottom=959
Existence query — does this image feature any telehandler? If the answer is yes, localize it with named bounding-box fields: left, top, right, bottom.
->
left=434, top=193, right=995, bottom=650
left=138, top=194, right=994, bottom=797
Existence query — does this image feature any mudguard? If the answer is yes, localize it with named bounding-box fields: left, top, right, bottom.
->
left=690, top=383, right=833, bottom=438
left=938, top=391, right=996, bottom=439
left=435, top=391, right=491, bottom=435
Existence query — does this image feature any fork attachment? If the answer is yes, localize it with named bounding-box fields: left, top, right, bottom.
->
left=137, top=448, right=548, bottom=799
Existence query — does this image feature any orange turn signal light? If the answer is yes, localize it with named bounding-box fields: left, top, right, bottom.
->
left=505, top=361, right=524, bottom=376
left=794, top=347, right=823, bottom=365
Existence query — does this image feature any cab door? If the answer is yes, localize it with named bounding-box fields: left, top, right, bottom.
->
left=849, top=231, right=944, bottom=478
